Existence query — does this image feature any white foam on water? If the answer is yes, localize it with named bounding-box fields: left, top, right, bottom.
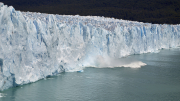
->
left=0, top=93, right=5, bottom=98
left=66, top=67, right=85, bottom=72
left=67, top=55, right=147, bottom=71
left=120, top=61, right=147, bottom=68
left=84, top=55, right=147, bottom=68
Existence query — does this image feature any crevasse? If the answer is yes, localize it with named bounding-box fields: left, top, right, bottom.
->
left=0, top=3, right=180, bottom=90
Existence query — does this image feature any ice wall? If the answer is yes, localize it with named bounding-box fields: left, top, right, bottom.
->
left=0, top=3, right=180, bottom=90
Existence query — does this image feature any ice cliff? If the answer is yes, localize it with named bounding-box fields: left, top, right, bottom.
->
left=0, top=3, right=180, bottom=90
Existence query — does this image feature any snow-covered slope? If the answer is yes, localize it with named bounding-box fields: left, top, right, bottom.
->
left=0, top=3, right=180, bottom=90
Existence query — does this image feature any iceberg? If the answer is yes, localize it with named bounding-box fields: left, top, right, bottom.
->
left=0, top=2, right=180, bottom=90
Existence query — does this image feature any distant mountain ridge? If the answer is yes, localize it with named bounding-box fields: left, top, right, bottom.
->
left=1, top=0, right=180, bottom=24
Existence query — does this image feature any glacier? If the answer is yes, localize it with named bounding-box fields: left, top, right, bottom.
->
left=0, top=2, right=180, bottom=91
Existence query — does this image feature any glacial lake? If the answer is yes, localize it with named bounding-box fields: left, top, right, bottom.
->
left=0, top=48, right=180, bottom=101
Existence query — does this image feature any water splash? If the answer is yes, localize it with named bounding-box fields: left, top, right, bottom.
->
left=90, top=55, right=147, bottom=68
left=0, top=93, right=5, bottom=98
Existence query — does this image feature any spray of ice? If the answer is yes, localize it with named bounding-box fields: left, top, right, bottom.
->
left=88, top=55, right=146, bottom=68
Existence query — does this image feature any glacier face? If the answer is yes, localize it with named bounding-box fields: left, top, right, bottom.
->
left=0, top=3, right=180, bottom=90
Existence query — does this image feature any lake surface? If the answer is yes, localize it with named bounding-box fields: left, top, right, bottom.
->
left=0, top=49, right=180, bottom=101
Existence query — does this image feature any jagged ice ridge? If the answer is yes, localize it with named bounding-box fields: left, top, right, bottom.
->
left=0, top=3, right=180, bottom=90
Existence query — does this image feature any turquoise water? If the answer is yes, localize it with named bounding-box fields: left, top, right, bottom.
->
left=1, top=49, right=180, bottom=101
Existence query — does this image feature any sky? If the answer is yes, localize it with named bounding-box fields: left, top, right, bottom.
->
left=1, top=0, right=180, bottom=24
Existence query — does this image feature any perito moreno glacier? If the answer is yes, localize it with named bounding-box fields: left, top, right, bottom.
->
left=0, top=2, right=180, bottom=91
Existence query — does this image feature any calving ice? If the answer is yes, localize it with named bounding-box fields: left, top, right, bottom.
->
left=0, top=2, right=180, bottom=91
